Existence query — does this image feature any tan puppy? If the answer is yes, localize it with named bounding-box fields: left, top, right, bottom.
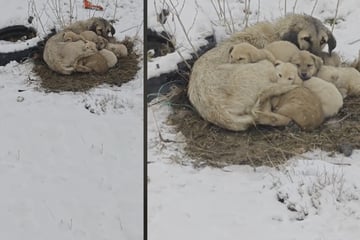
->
left=43, top=34, right=98, bottom=75
left=303, top=77, right=343, bottom=118
left=290, top=50, right=323, bottom=80
left=228, top=42, right=276, bottom=64
left=99, top=49, right=117, bottom=68
left=316, top=65, right=360, bottom=98
left=63, top=31, right=86, bottom=42
left=274, top=61, right=302, bottom=85
left=80, top=31, right=108, bottom=49
left=188, top=60, right=298, bottom=131
left=264, top=41, right=300, bottom=62
left=75, top=53, right=108, bottom=74
left=257, top=87, right=324, bottom=131
left=64, top=17, right=115, bottom=37
left=105, top=43, right=128, bottom=58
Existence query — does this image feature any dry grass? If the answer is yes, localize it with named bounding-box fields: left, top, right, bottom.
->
left=164, top=85, right=360, bottom=168
left=32, top=38, right=140, bottom=92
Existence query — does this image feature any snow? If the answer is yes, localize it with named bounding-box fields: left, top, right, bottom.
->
left=148, top=1, right=360, bottom=239
left=0, top=1, right=143, bottom=240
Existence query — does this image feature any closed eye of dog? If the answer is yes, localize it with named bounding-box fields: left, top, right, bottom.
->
left=278, top=73, right=282, bottom=77
left=320, top=38, right=327, bottom=45
left=303, top=36, right=311, bottom=43
left=307, top=64, right=313, bottom=67
left=288, top=77, right=293, bottom=81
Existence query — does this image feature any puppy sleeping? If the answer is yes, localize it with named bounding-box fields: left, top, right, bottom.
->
left=64, top=17, right=115, bottom=38
left=228, top=42, right=275, bottom=64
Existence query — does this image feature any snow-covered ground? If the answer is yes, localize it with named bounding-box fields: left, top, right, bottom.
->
left=0, top=1, right=143, bottom=239
left=148, top=1, right=360, bottom=239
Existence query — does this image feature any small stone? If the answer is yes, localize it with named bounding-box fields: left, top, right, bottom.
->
left=85, top=103, right=91, bottom=109
left=16, top=96, right=24, bottom=102
left=89, top=108, right=95, bottom=114
left=338, top=143, right=353, bottom=157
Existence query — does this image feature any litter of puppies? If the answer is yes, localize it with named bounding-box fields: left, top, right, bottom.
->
left=165, top=13, right=360, bottom=165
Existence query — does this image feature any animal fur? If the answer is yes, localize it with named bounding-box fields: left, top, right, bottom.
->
left=64, top=17, right=115, bottom=37
left=264, top=41, right=299, bottom=62
left=43, top=32, right=98, bottom=75
left=228, top=42, right=275, bottom=64
left=318, top=51, right=341, bottom=67
left=63, top=30, right=108, bottom=50
left=257, top=87, right=324, bottom=131
left=188, top=60, right=298, bottom=131
left=316, top=65, right=360, bottom=98
left=290, top=50, right=323, bottom=80
left=303, top=77, right=343, bottom=118
left=274, top=61, right=302, bottom=85
left=75, top=53, right=108, bottom=74
left=105, top=43, right=128, bottom=58
left=274, top=14, right=336, bottom=55
left=99, top=49, right=117, bottom=68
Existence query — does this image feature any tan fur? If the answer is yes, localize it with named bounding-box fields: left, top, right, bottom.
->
left=64, top=17, right=115, bottom=37
left=63, top=31, right=86, bottom=42
left=80, top=31, right=108, bottom=49
left=188, top=60, right=299, bottom=131
left=316, top=65, right=360, bottom=98
left=105, top=43, right=128, bottom=58
left=75, top=53, right=108, bottom=74
left=228, top=42, right=276, bottom=64
left=290, top=50, right=323, bottom=80
left=98, top=49, right=117, bottom=68
left=43, top=32, right=98, bottom=75
left=264, top=41, right=300, bottom=62
left=318, top=51, right=341, bottom=67
left=258, top=87, right=324, bottom=131
left=303, top=77, right=343, bottom=118
left=274, top=61, right=302, bottom=85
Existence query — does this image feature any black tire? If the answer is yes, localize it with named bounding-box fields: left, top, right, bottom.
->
left=0, top=25, right=40, bottom=66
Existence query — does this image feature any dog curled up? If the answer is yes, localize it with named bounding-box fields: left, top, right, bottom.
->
left=316, top=65, right=360, bottom=98
left=302, top=77, right=343, bottom=118
left=257, top=86, right=325, bottom=131
left=75, top=49, right=118, bottom=74
left=253, top=61, right=324, bottom=131
left=63, top=30, right=108, bottom=50
left=188, top=60, right=299, bottom=131
left=228, top=42, right=276, bottom=64
left=64, top=17, right=115, bottom=38
left=43, top=32, right=98, bottom=75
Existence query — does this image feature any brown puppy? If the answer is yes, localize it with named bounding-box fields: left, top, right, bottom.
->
left=257, top=87, right=324, bottom=131
left=105, top=43, right=128, bottom=58
left=75, top=53, right=108, bottom=74
left=290, top=50, right=323, bottom=80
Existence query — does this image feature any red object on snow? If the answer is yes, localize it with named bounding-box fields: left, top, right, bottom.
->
left=83, top=0, right=104, bottom=11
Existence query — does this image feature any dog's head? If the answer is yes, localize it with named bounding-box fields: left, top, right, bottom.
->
left=290, top=50, right=323, bottom=81
left=89, top=18, right=115, bottom=37
left=63, top=31, right=77, bottom=42
left=95, top=36, right=109, bottom=50
left=282, top=28, right=336, bottom=55
left=274, top=61, right=302, bottom=85
left=82, top=40, right=98, bottom=53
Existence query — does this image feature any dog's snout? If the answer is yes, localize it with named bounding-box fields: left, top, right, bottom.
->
left=300, top=72, right=310, bottom=81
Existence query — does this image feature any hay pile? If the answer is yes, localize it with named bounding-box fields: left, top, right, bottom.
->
left=165, top=85, right=360, bottom=168
left=32, top=39, right=140, bottom=92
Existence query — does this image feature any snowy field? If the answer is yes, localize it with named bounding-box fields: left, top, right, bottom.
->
left=0, top=0, right=143, bottom=239
left=148, top=0, right=360, bottom=239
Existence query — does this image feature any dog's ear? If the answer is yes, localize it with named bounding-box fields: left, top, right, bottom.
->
left=281, top=31, right=300, bottom=48
left=326, top=30, right=336, bottom=55
left=311, top=53, right=323, bottom=71
left=110, top=26, right=115, bottom=36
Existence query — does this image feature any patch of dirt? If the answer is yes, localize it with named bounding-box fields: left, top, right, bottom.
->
left=165, top=85, right=360, bottom=168
left=32, top=38, right=140, bottom=92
